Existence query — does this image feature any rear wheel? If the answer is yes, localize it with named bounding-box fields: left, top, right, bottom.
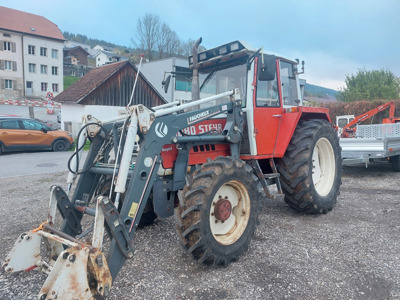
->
left=53, top=139, right=69, bottom=152
left=277, top=119, right=342, bottom=214
left=175, top=156, right=260, bottom=266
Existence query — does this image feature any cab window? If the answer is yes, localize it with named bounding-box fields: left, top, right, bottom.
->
left=256, top=71, right=279, bottom=107
left=280, top=61, right=298, bottom=106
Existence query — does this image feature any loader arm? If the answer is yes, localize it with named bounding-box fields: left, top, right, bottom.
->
left=106, top=90, right=244, bottom=278
left=341, top=101, right=395, bottom=138
left=3, top=89, right=244, bottom=299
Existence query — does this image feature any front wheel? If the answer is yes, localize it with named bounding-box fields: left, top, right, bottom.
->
left=277, top=119, right=342, bottom=214
left=52, top=139, right=69, bottom=152
left=175, top=157, right=261, bottom=266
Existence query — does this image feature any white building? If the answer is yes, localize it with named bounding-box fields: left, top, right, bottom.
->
left=141, top=57, right=192, bottom=102
left=94, top=50, right=128, bottom=67
left=0, top=6, right=64, bottom=100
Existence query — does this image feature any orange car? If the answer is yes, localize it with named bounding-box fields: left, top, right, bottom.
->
left=0, top=116, right=74, bottom=154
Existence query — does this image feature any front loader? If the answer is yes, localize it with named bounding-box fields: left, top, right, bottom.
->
left=3, top=40, right=342, bottom=299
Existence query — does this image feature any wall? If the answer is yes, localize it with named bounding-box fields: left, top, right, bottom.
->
left=95, top=52, right=109, bottom=67
left=61, top=103, right=126, bottom=137
left=23, top=35, right=64, bottom=97
left=141, top=57, right=192, bottom=103
left=0, top=30, right=24, bottom=98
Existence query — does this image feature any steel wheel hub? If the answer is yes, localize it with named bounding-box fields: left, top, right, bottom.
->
left=214, top=198, right=232, bottom=221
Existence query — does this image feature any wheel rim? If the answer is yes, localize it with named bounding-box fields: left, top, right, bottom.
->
left=55, top=141, right=66, bottom=151
left=209, top=180, right=251, bottom=245
left=312, top=137, right=335, bottom=196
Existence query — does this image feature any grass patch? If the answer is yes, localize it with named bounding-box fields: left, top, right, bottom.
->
left=69, top=139, right=91, bottom=151
left=64, top=76, right=80, bottom=89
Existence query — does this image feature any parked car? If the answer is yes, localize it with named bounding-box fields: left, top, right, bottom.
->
left=0, top=116, right=74, bottom=154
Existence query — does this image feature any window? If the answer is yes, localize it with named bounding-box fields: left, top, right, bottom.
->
left=40, top=47, right=47, bottom=56
left=256, top=65, right=279, bottom=107
left=51, top=66, right=58, bottom=75
left=28, top=45, right=35, bottom=55
left=3, top=33, right=11, bottom=37
left=5, top=79, right=13, bottom=89
left=4, top=60, right=12, bottom=70
left=40, top=65, right=47, bottom=74
left=26, top=81, right=33, bottom=89
left=52, top=83, right=58, bottom=92
left=0, top=120, right=20, bottom=129
left=51, top=49, right=58, bottom=59
left=22, top=120, right=47, bottom=131
left=175, top=66, right=192, bottom=92
left=29, top=63, right=36, bottom=73
left=279, top=61, right=298, bottom=106
left=41, top=82, right=48, bottom=91
left=3, top=41, right=11, bottom=51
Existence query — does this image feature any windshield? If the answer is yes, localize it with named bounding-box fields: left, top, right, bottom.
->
left=198, top=62, right=247, bottom=107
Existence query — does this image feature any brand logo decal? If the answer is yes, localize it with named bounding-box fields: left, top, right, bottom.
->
left=187, top=110, right=210, bottom=124
left=155, top=122, right=168, bottom=138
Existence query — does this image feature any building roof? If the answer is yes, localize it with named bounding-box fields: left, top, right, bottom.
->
left=54, top=60, right=166, bottom=105
left=0, top=6, right=64, bottom=41
left=95, top=50, right=128, bottom=60
left=63, top=46, right=90, bottom=56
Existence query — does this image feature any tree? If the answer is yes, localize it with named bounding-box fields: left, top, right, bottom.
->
left=157, top=23, right=182, bottom=59
left=133, top=14, right=161, bottom=61
left=338, top=69, right=400, bottom=102
left=179, top=39, right=206, bottom=57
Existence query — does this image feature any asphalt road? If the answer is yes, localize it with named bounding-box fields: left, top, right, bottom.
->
left=0, top=151, right=87, bottom=178
left=0, top=161, right=399, bottom=299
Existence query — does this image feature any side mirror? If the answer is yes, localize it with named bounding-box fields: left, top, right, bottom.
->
left=41, top=128, right=48, bottom=133
left=258, top=55, right=276, bottom=81
left=162, top=75, right=171, bottom=93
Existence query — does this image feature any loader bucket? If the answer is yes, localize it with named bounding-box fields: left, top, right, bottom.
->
left=3, top=229, right=112, bottom=299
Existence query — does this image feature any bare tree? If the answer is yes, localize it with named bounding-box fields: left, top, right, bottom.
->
left=133, top=14, right=161, bottom=61
left=132, top=14, right=206, bottom=61
left=180, top=39, right=206, bottom=57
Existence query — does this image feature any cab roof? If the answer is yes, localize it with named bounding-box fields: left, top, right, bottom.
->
left=188, top=40, right=297, bottom=69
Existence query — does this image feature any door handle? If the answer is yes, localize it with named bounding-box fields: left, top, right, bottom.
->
left=273, top=114, right=283, bottom=118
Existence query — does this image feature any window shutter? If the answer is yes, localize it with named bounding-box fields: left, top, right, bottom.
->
left=1, top=79, right=4, bottom=89
left=12, top=61, right=17, bottom=71
left=13, top=80, right=17, bottom=90
left=12, top=42, right=16, bottom=52
left=0, top=60, right=4, bottom=70
left=0, top=41, right=3, bottom=51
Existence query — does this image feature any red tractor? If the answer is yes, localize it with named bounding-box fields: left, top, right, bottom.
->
left=4, top=39, right=342, bottom=299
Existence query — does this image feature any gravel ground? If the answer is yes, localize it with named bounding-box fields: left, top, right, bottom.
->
left=0, top=164, right=399, bottom=299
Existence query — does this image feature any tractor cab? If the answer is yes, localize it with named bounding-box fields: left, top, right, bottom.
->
left=188, top=40, right=305, bottom=157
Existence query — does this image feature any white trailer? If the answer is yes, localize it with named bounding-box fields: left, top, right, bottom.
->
left=340, top=122, right=400, bottom=171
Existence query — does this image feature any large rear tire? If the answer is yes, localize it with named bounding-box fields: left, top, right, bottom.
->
left=277, top=119, right=342, bottom=214
left=175, top=156, right=261, bottom=266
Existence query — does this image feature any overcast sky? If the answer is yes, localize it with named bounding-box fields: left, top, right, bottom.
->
left=1, top=0, right=399, bottom=90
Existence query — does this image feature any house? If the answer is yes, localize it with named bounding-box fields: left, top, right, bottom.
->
left=53, top=60, right=166, bottom=137
left=141, top=57, right=192, bottom=103
left=64, top=40, right=98, bottom=57
left=95, top=50, right=128, bottom=67
left=0, top=6, right=64, bottom=99
left=93, top=45, right=113, bottom=53
left=63, top=46, right=90, bottom=77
